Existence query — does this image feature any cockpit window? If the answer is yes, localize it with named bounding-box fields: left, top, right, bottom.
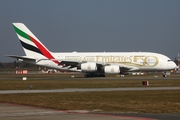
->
left=168, top=60, right=172, bottom=62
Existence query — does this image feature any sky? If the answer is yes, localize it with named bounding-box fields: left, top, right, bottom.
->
left=0, top=0, right=180, bottom=62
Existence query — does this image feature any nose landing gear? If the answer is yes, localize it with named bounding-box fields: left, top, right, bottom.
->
left=163, top=71, right=167, bottom=77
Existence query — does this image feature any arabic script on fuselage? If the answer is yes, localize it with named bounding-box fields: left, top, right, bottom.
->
left=65, top=56, right=158, bottom=67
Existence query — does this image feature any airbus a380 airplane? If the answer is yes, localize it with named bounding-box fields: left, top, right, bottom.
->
left=7, top=23, right=176, bottom=77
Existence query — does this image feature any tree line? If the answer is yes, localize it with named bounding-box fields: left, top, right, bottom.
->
left=0, top=61, right=38, bottom=70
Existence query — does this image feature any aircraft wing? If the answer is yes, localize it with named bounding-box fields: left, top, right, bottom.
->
left=6, top=55, right=36, bottom=61
left=59, top=60, right=81, bottom=66
left=118, top=64, right=137, bottom=72
left=59, top=60, right=134, bottom=71
left=59, top=60, right=87, bottom=69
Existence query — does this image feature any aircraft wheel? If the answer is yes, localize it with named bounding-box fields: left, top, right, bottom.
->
left=84, top=74, right=88, bottom=78
left=102, top=74, right=105, bottom=77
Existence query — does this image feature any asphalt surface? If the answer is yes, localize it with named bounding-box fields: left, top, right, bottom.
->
left=0, top=87, right=180, bottom=94
left=1, top=103, right=180, bottom=120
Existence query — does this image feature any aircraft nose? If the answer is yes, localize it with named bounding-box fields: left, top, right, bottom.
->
left=170, top=61, right=177, bottom=69
left=173, top=62, right=177, bottom=69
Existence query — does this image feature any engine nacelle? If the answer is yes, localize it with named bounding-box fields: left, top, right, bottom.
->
left=81, top=63, right=97, bottom=72
left=104, top=66, right=120, bottom=74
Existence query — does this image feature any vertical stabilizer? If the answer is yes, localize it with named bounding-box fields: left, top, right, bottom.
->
left=12, top=23, right=54, bottom=59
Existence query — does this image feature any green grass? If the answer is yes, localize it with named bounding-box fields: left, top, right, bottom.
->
left=0, top=90, right=179, bottom=113
left=0, top=73, right=180, bottom=89
left=0, top=77, right=180, bottom=90
left=0, top=73, right=180, bottom=113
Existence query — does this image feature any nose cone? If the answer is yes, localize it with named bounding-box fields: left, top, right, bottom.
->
left=169, top=61, right=177, bottom=70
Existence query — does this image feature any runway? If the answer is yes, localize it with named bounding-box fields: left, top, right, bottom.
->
left=0, top=103, right=179, bottom=120
left=0, top=87, right=180, bottom=94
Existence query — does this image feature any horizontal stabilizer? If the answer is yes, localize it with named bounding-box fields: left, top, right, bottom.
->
left=6, top=55, right=36, bottom=61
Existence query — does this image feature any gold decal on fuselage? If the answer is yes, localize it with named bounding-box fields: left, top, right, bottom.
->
left=133, top=56, right=158, bottom=67
left=95, top=56, right=133, bottom=63
left=65, top=55, right=159, bottom=67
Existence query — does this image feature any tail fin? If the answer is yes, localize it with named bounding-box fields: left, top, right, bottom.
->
left=12, top=23, right=54, bottom=59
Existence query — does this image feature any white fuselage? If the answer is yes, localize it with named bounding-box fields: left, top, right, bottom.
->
left=32, top=52, right=176, bottom=72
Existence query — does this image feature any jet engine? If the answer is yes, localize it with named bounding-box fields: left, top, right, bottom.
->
left=104, top=66, right=120, bottom=74
left=81, top=63, right=97, bottom=72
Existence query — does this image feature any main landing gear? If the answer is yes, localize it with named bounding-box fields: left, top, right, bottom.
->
left=84, top=73, right=105, bottom=78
